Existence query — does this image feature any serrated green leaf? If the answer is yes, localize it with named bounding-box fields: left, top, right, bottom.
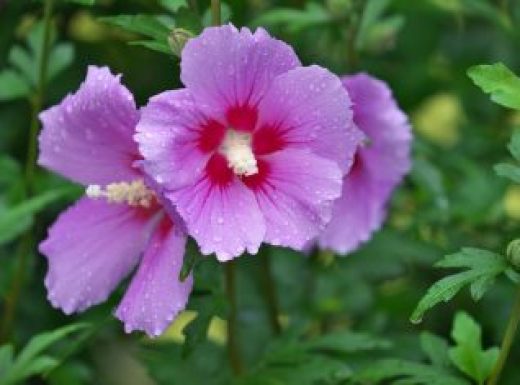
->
left=411, top=248, right=507, bottom=323
left=0, top=70, right=31, bottom=101
left=468, top=63, right=520, bottom=110
left=420, top=332, right=451, bottom=368
left=0, top=187, right=76, bottom=246
left=352, top=359, right=470, bottom=385
left=100, top=14, right=174, bottom=55
left=448, top=312, right=499, bottom=385
left=101, top=14, right=171, bottom=42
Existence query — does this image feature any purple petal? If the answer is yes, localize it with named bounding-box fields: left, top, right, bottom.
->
left=40, top=197, right=153, bottom=314
left=256, top=65, right=363, bottom=173
left=135, top=89, right=211, bottom=190
left=115, top=218, right=192, bottom=337
left=319, top=73, right=412, bottom=254
left=254, top=149, right=343, bottom=249
left=168, top=176, right=266, bottom=261
left=38, top=66, right=140, bottom=186
left=181, top=24, right=300, bottom=121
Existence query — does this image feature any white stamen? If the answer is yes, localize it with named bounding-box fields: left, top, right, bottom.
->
left=219, top=129, right=258, bottom=176
left=85, top=179, right=155, bottom=207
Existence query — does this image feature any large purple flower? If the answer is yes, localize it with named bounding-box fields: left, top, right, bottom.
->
left=136, top=25, right=363, bottom=261
left=38, top=66, right=192, bottom=337
left=318, top=73, right=412, bottom=254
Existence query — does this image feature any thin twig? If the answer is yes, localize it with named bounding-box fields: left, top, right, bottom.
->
left=487, top=286, right=520, bottom=385
left=224, top=262, right=243, bottom=375
left=259, top=250, right=282, bottom=335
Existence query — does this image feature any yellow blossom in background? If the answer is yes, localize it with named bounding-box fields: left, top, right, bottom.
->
left=503, top=186, right=520, bottom=220
left=159, top=310, right=228, bottom=345
left=413, top=93, right=464, bottom=148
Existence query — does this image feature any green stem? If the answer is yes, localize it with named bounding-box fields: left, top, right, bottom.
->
left=224, top=261, right=243, bottom=375
left=211, top=0, right=221, bottom=26
left=259, top=250, right=282, bottom=335
left=0, top=0, right=55, bottom=343
left=27, top=0, right=54, bottom=195
left=487, top=285, right=520, bottom=385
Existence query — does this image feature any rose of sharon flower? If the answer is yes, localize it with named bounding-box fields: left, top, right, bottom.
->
left=136, top=25, right=363, bottom=261
left=318, top=73, right=412, bottom=254
left=38, top=66, right=192, bottom=337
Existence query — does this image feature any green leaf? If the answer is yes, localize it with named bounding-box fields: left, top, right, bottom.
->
left=411, top=248, right=507, bottom=323
left=0, top=187, right=75, bottom=246
left=159, top=0, right=188, bottom=12
left=356, top=0, right=391, bottom=49
left=48, top=43, right=75, bottom=82
left=420, top=332, right=451, bottom=369
left=507, top=130, right=520, bottom=161
left=410, top=158, right=449, bottom=212
left=8, top=46, right=34, bottom=85
left=494, top=163, right=520, bottom=183
left=0, top=345, right=14, bottom=377
left=2, top=324, right=88, bottom=385
left=251, top=3, right=330, bottom=34
left=303, top=331, right=392, bottom=354
left=128, top=40, right=172, bottom=55
left=65, top=0, right=96, bottom=4
left=102, top=14, right=172, bottom=41
left=352, top=359, right=470, bottom=385
left=468, top=63, right=520, bottom=110
left=0, top=70, right=31, bottom=101
left=100, top=14, right=174, bottom=55
left=448, top=312, right=500, bottom=385
left=0, top=156, right=21, bottom=188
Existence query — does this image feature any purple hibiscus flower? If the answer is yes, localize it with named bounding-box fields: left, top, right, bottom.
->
left=38, top=66, right=192, bottom=337
left=136, top=24, right=363, bottom=261
left=318, top=73, right=412, bottom=254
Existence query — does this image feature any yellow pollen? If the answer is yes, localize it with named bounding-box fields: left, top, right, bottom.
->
left=219, top=129, right=258, bottom=176
left=85, top=179, right=155, bottom=207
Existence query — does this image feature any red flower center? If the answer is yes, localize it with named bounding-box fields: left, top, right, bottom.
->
left=197, top=105, right=287, bottom=189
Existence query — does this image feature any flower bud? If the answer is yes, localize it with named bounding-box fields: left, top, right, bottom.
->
left=506, top=239, right=520, bottom=269
left=168, top=28, right=194, bottom=57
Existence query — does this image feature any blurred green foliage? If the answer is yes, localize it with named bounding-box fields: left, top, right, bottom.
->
left=2, top=0, right=520, bottom=384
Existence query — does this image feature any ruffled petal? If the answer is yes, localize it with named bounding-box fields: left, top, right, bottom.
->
left=167, top=172, right=266, bottom=261
left=38, top=66, right=140, bottom=186
left=343, top=73, right=411, bottom=191
left=39, top=197, right=153, bottom=314
left=255, top=65, right=363, bottom=173
left=115, top=218, right=192, bottom=337
left=251, top=149, right=343, bottom=250
left=135, top=89, right=213, bottom=190
left=319, top=73, right=412, bottom=254
left=181, top=24, right=301, bottom=123
left=318, top=164, right=385, bottom=254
